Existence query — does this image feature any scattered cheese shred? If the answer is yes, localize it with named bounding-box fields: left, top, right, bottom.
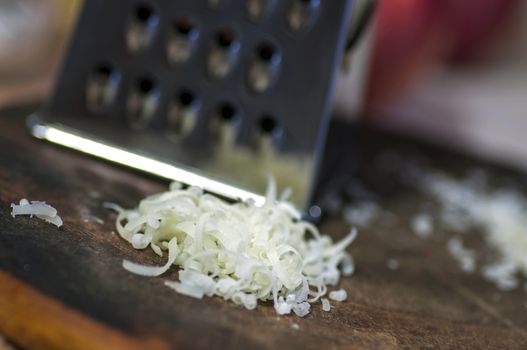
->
left=422, top=172, right=527, bottom=290
left=109, top=180, right=356, bottom=316
left=411, top=213, right=433, bottom=239
left=321, top=298, right=331, bottom=312
left=10, top=199, right=63, bottom=227
left=447, top=237, right=476, bottom=273
left=386, top=258, right=400, bottom=270
left=328, top=289, right=347, bottom=302
left=343, top=202, right=379, bottom=227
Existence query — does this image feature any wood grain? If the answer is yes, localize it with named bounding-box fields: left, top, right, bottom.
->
left=0, top=106, right=526, bottom=349
left=0, top=270, right=168, bottom=350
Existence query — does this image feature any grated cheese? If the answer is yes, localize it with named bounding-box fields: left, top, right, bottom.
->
left=10, top=199, right=63, bottom=227
left=421, top=171, right=527, bottom=290
left=109, top=179, right=356, bottom=316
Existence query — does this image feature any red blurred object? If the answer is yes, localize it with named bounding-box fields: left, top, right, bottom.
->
left=443, top=0, right=517, bottom=62
left=366, top=0, right=518, bottom=111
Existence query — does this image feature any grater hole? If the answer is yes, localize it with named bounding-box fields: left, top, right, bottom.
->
left=249, top=42, right=280, bottom=93
left=87, top=62, right=120, bottom=113
left=257, top=43, right=276, bottom=63
left=179, top=90, right=195, bottom=106
left=208, top=28, right=239, bottom=79
left=217, top=103, right=240, bottom=125
left=167, top=89, right=199, bottom=138
left=211, top=102, right=240, bottom=144
left=216, top=29, right=236, bottom=49
left=127, top=76, right=159, bottom=129
left=135, top=5, right=153, bottom=23
left=219, top=104, right=236, bottom=122
left=138, top=78, right=154, bottom=94
left=96, top=64, right=113, bottom=79
left=127, top=3, right=158, bottom=53
left=259, top=115, right=280, bottom=135
left=174, top=17, right=196, bottom=36
left=168, top=17, right=199, bottom=65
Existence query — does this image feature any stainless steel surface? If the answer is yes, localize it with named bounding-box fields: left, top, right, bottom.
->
left=32, top=0, right=354, bottom=209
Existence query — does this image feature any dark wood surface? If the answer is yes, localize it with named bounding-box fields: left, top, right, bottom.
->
left=0, top=106, right=526, bottom=349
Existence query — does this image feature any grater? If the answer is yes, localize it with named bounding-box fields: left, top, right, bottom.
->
left=29, top=0, right=355, bottom=210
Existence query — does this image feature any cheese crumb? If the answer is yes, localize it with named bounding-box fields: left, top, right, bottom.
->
left=411, top=213, right=433, bottom=238
left=329, top=289, right=347, bottom=302
left=10, top=199, right=63, bottom=227
left=386, top=258, right=400, bottom=270
left=343, top=202, right=379, bottom=227
left=321, top=298, right=331, bottom=311
left=447, top=237, right=476, bottom=273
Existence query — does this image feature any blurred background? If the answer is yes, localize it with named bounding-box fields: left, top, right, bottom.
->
left=0, top=0, right=80, bottom=106
left=2, top=0, right=527, bottom=170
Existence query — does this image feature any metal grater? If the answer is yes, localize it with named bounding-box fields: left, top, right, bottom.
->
left=29, top=0, right=354, bottom=210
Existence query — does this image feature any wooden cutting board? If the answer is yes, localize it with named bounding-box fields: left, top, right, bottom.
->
left=0, top=106, right=526, bottom=349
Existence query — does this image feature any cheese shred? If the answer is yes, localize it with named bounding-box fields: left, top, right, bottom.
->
left=109, top=181, right=356, bottom=316
left=10, top=199, right=63, bottom=227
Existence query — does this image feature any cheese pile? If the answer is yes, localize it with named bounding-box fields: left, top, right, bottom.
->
left=109, top=180, right=356, bottom=316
